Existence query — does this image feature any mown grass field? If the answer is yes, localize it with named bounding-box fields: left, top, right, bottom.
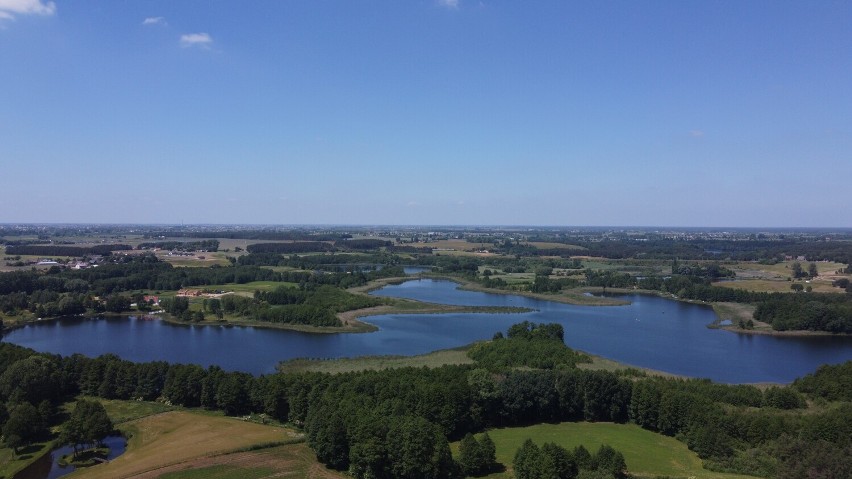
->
left=157, top=252, right=232, bottom=268
left=0, top=253, right=74, bottom=272
left=525, top=241, right=586, bottom=250
left=480, top=270, right=536, bottom=285
left=713, top=279, right=839, bottom=294
left=577, top=355, right=681, bottom=379
left=726, top=260, right=846, bottom=279
left=93, top=398, right=176, bottom=425
left=149, top=443, right=345, bottom=479
left=411, top=239, right=496, bottom=256
left=192, top=281, right=299, bottom=295
left=571, top=258, right=660, bottom=272
left=66, top=410, right=297, bottom=479
left=418, top=239, right=481, bottom=251
left=460, top=422, right=759, bottom=479
left=261, top=265, right=308, bottom=273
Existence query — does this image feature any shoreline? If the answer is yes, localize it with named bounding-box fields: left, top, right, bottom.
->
left=158, top=300, right=532, bottom=334
left=3, top=275, right=848, bottom=340
left=411, top=275, right=852, bottom=338
left=709, top=301, right=852, bottom=337
left=428, top=275, right=632, bottom=306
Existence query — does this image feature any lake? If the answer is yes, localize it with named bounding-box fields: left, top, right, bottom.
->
left=3, top=279, right=851, bottom=383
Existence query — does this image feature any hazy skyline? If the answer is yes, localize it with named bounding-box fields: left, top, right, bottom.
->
left=1, top=1, right=850, bottom=227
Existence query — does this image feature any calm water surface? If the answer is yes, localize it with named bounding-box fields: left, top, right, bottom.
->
left=3, top=279, right=851, bottom=383
left=15, top=435, right=125, bottom=479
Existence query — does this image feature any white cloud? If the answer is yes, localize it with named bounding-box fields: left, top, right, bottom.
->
left=142, top=16, right=166, bottom=26
left=0, top=0, right=56, bottom=20
left=180, top=32, right=213, bottom=48
left=690, top=130, right=705, bottom=138
left=438, top=0, right=459, bottom=9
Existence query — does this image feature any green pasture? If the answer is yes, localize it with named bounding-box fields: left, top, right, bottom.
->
left=461, top=422, right=759, bottom=479
left=158, top=252, right=232, bottom=267
left=714, top=279, right=839, bottom=294
left=525, top=241, right=586, bottom=250
left=90, top=397, right=176, bottom=424
left=199, top=281, right=298, bottom=294
left=726, top=260, right=847, bottom=280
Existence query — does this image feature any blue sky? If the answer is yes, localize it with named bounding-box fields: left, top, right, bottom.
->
left=1, top=1, right=850, bottom=226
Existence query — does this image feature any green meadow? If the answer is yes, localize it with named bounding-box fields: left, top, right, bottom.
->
left=458, top=422, right=759, bottom=479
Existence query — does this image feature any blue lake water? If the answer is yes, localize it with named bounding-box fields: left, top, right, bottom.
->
left=3, top=279, right=851, bottom=383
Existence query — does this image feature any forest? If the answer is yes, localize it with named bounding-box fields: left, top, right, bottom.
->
left=0, top=254, right=405, bottom=325
left=3, top=244, right=132, bottom=256
left=419, top=255, right=852, bottom=334
left=2, top=236, right=851, bottom=332
left=0, top=323, right=850, bottom=478
left=158, top=284, right=385, bottom=326
left=1, top=226, right=851, bottom=477
left=136, top=240, right=220, bottom=251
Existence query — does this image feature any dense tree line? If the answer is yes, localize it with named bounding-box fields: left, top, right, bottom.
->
left=526, top=238, right=852, bottom=263
left=249, top=252, right=405, bottom=274
left=160, top=284, right=384, bottom=326
left=4, top=244, right=132, bottom=256
left=671, top=259, right=735, bottom=278
left=211, top=294, right=337, bottom=327
left=513, top=440, right=626, bottom=479
left=335, top=239, right=393, bottom=250
left=792, top=361, right=852, bottom=401
left=530, top=274, right=580, bottom=293
left=389, top=245, right=435, bottom=254
left=0, top=238, right=52, bottom=247
left=259, top=284, right=381, bottom=313
left=246, top=242, right=335, bottom=254
left=0, top=253, right=402, bottom=321
left=428, top=256, right=480, bottom=275
left=136, top=240, right=219, bottom=251
left=633, top=275, right=852, bottom=333
left=457, top=432, right=497, bottom=476
left=403, top=252, right=852, bottom=334
left=1, top=338, right=851, bottom=477
left=0, top=258, right=280, bottom=314
left=753, top=294, right=852, bottom=333
left=469, top=322, right=589, bottom=370
left=144, top=230, right=349, bottom=241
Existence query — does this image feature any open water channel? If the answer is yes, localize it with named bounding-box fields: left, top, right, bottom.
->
left=4, top=279, right=852, bottom=384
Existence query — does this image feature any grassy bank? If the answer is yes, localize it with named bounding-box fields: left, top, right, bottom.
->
left=159, top=313, right=379, bottom=334
left=278, top=346, right=475, bottom=374
left=160, top=294, right=531, bottom=335
left=577, top=354, right=682, bottom=379
left=0, top=440, right=55, bottom=479
left=277, top=342, right=682, bottom=378
left=153, top=442, right=345, bottom=479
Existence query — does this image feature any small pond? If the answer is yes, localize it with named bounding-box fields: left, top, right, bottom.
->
left=14, top=435, right=126, bottom=479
